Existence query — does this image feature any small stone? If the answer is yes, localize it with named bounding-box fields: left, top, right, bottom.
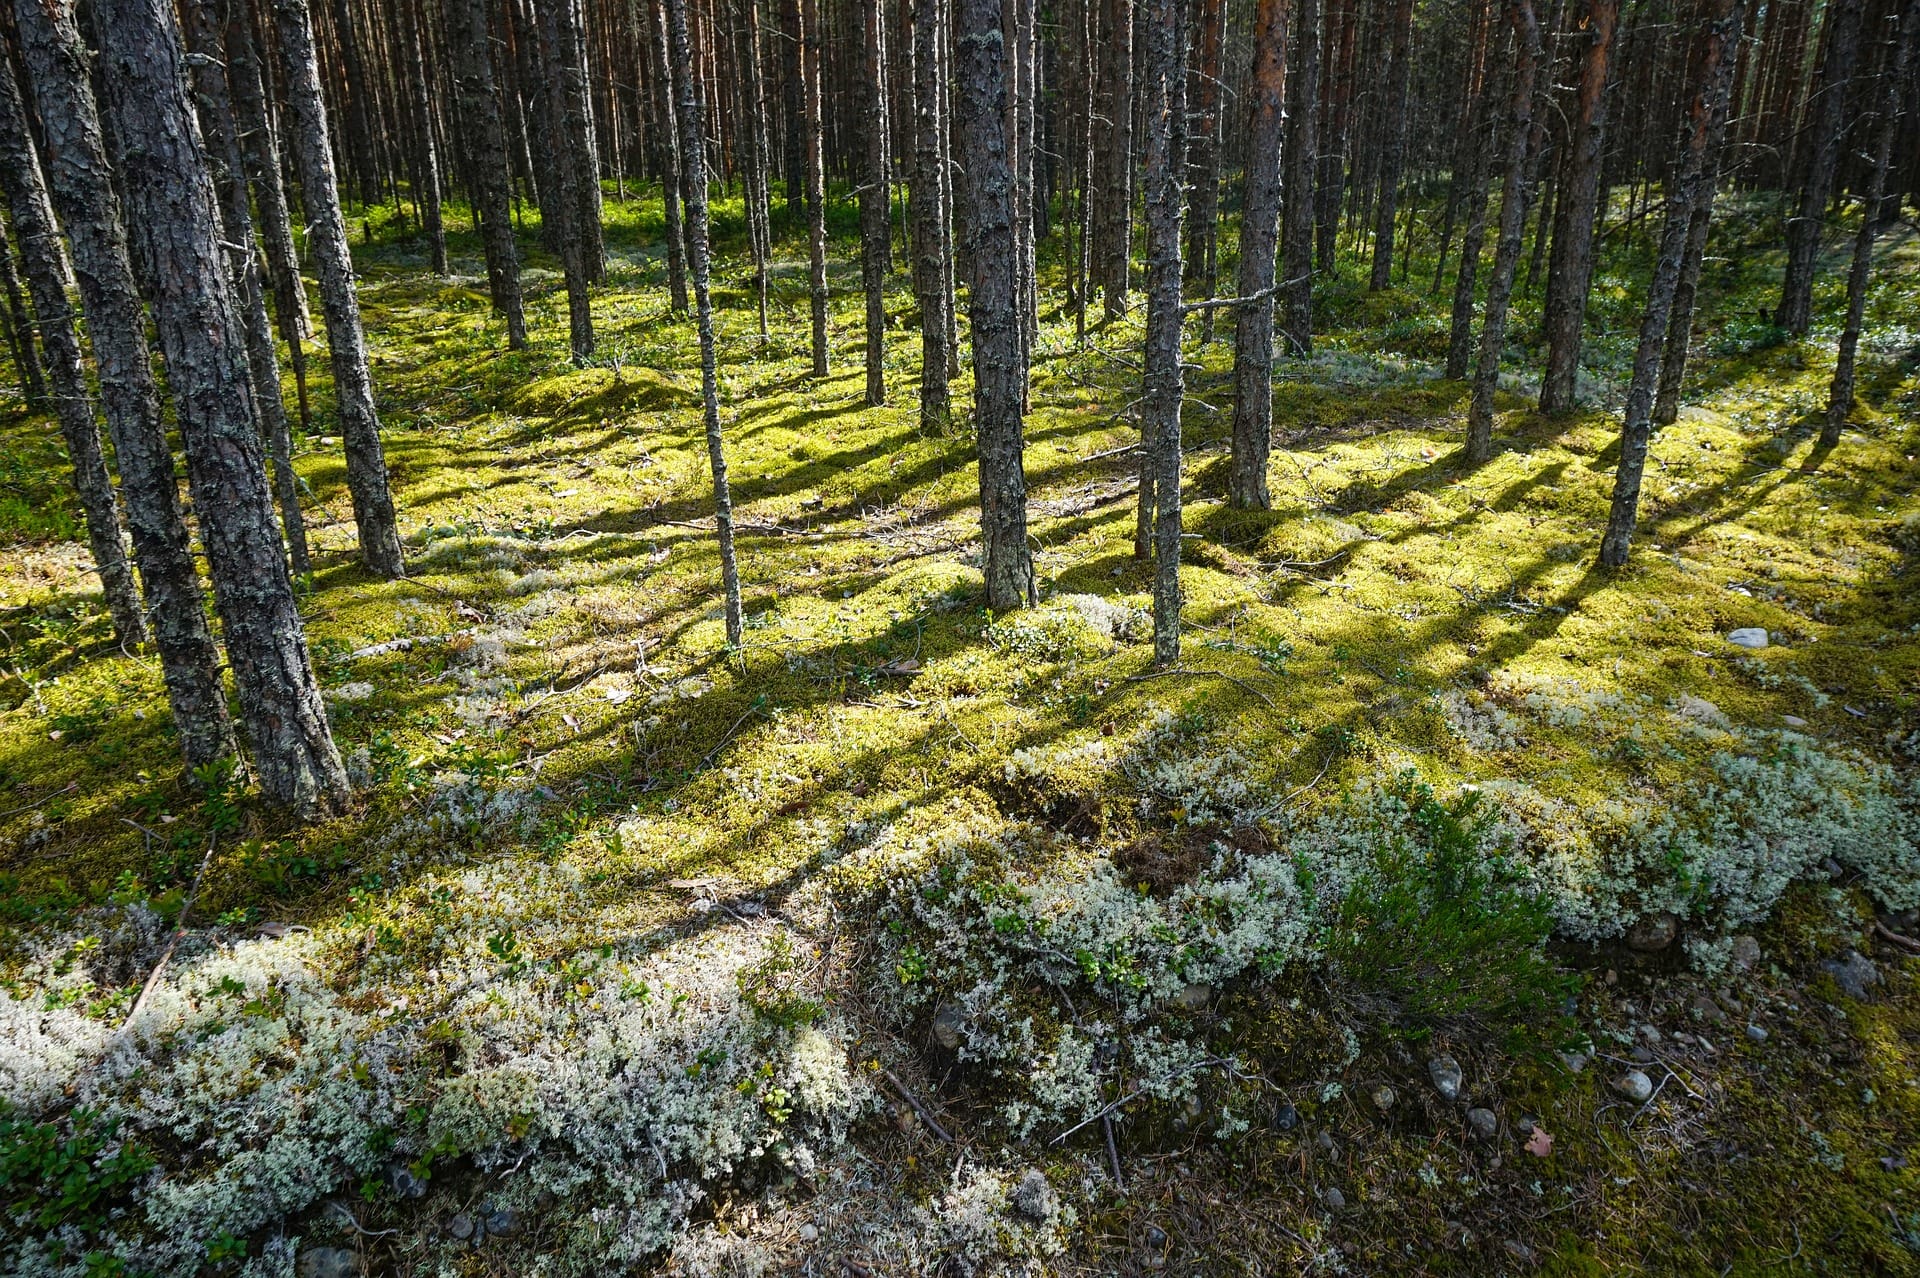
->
left=297, top=1248, right=360, bottom=1278
left=1466, top=1108, right=1498, bottom=1140
left=1613, top=1070, right=1654, bottom=1103
left=1636, top=1023, right=1664, bottom=1045
left=1730, top=935, right=1762, bottom=972
left=1822, top=857, right=1845, bottom=880
left=1144, top=1223, right=1169, bottom=1249
left=1173, top=982, right=1213, bottom=1011
left=1504, top=1239, right=1538, bottom=1263
left=1427, top=1055, right=1463, bottom=1102
left=1271, top=1102, right=1300, bottom=1132
left=1727, top=627, right=1769, bottom=649
left=931, top=1002, right=964, bottom=1051
left=797, top=1223, right=819, bottom=1243
left=1745, top=1023, right=1769, bottom=1043
left=1630, top=1045, right=1656, bottom=1064
left=447, top=1214, right=475, bottom=1241
left=388, top=1164, right=427, bottom=1199
left=533, top=1189, right=558, bottom=1212
left=483, top=1209, right=520, bottom=1237
left=1782, top=714, right=1809, bottom=728
left=1370, top=1084, right=1397, bottom=1112
left=1820, top=950, right=1881, bottom=1000
left=1322, top=1187, right=1346, bottom=1210
left=1315, top=1130, right=1336, bottom=1153
left=1688, top=992, right=1726, bottom=1025
left=1627, top=912, right=1679, bottom=952
left=1675, top=695, right=1731, bottom=728
left=1556, top=1051, right=1588, bottom=1075
left=1011, top=1169, right=1057, bottom=1223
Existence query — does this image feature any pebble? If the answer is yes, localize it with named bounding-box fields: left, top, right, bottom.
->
left=447, top=1214, right=475, bottom=1241
left=1727, top=628, right=1769, bottom=649
left=1370, top=1084, right=1397, bottom=1113
left=1144, top=1223, right=1169, bottom=1249
left=1630, top=1045, right=1656, bottom=1064
left=1173, top=982, right=1213, bottom=1011
left=1745, top=1023, right=1769, bottom=1043
left=1820, top=950, right=1881, bottom=1000
left=297, top=1249, right=360, bottom=1278
left=484, top=1208, right=520, bottom=1237
left=931, top=1002, right=964, bottom=1051
left=1011, top=1169, right=1058, bottom=1223
left=388, top=1165, right=427, bottom=1199
left=1613, top=1070, right=1654, bottom=1103
left=1674, top=695, right=1731, bottom=729
left=1315, top=1130, right=1336, bottom=1153
left=1271, top=1102, right=1300, bottom=1132
left=1688, top=992, right=1727, bottom=1025
left=1730, top=935, right=1763, bottom=972
left=798, top=1223, right=819, bottom=1242
left=1783, top=714, right=1809, bottom=728
left=1466, top=1108, right=1499, bottom=1140
left=1557, top=1051, right=1588, bottom=1075
left=1427, top=1055, right=1463, bottom=1102
left=1322, top=1187, right=1346, bottom=1210
left=1627, top=912, right=1679, bottom=952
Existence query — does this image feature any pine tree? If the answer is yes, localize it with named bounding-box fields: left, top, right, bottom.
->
left=446, top=0, right=529, bottom=345
left=1138, top=0, right=1187, bottom=664
left=911, top=0, right=953, bottom=432
left=1280, top=0, right=1320, bottom=357
left=535, top=0, right=598, bottom=358
left=861, top=0, right=890, bottom=406
left=801, top=0, right=829, bottom=376
left=1774, top=0, right=1862, bottom=335
left=1228, top=0, right=1290, bottom=511
left=649, top=0, right=690, bottom=313
left=1539, top=0, right=1617, bottom=413
left=1368, top=0, right=1416, bottom=291
left=0, top=216, right=46, bottom=408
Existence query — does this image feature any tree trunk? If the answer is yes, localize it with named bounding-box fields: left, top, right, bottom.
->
left=1099, top=0, right=1134, bottom=318
left=272, top=0, right=409, bottom=576
left=735, top=0, right=772, bottom=336
left=94, top=0, right=349, bottom=815
left=1825, top=0, right=1918, bottom=444
left=1184, top=0, right=1225, bottom=341
left=1138, top=0, right=1186, bottom=663
left=445, top=0, right=529, bottom=345
left=912, top=0, right=952, bottom=432
left=1465, top=0, right=1543, bottom=464
left=801, top=0, right=829, bottom=376
left=0, top=216, right=46, bottom=408
left=1280, top=0, right=1319, bottom=357
left=400, top=0, right=449, bottom=276
left=1445, top=75, right=1496, bottom=381
left=664, top=0, right=744, bottom=650
left=861, top=0, right=889, bottom=406
left=0, top=51, right=145, bottom=645
left=223, top=0, right=315, bottom=362
left=1368, top=0, right=1415, bottom=290
left=1539, top=0, right=1617, bottom=412
left=1774, top=0, right=1862, bottom=335
left=1650, top=138, right=1724, bottom=427
left=533, top=0, right=597, bottom=359
left=1599, top=0, right=1741, bottom=566
left=649, top=0, right=690, bottom=312
left=1229, top=0, right=1289, bottom=510
left=954, top=0, right=1034, bottom=611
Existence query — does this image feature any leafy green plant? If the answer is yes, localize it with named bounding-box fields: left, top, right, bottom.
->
left=738, top=931, right=823, bottom=1027
left=0, top=1103, right=155, bottom=1233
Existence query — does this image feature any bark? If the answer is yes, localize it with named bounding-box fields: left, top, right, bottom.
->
left=649, top=0, right=689, bottom=312
left=1774, top=0, right=1862, bottom=335
left=1138, top=0, right=1186, bottom=663
left=1539, top=0, right=1618, bottom=413
left=1184, top=0, right=1224, bottom=331
left=734, top=0, right=771, bottom=336
left=0, top=215, right=46, bottom=407
left=1368, top=0, right=1415, bottom=290
left=93, top=0, right=349, bottom=814
left=954, top=0, right=1034, bottom=611
left=1279, top=0, right=1319, bottom=356
left=1229, top=0, right=1289, bottom=510
left=1824, top=0, right=1918, bottom=443
left=534, top=0, right=596, bottom=358
left=399, top=0, right=448, bottom=276
left=323, top=0, right=379, bottom=201
left=1445, top=73, right=1496, bottom=381
left=1098, top=0, right=1133, bottom=318
left=181, top=0, right=311, bottom=577
left=663, top=0, right=744, bottom=649
left=861, top=0, right=889, bottom=406
left=1650, top=146, right=1721, bottom=426
left=222, top=0, right=314, bottom=354
left=272, top=0, right=409, bottom=575
left=1599, top=0, right=1741, bottom=566
left=801, top=0, right=828, bottom=376
left=911, top=0, right=952, bottom=432
left=1465, top=0, right=1542, bottom=465
left=561, top=0, right=604, bottom=281
left=445, top=0, right=528, bottom=345
left=0, top=50, right=145, bottom=645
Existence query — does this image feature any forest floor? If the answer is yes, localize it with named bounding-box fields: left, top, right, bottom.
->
left=3, top=192, right=1920, bottom=1277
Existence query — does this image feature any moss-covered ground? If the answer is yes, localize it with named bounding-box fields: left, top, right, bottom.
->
left=2, top=188, right=1918, bottom=1274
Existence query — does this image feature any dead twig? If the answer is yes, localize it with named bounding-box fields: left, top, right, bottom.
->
left=1124, top=665, right=1277, bottom=710
left=0, top=781, right=78, bottom=821
left=879, top=1068, right=954, bottom=1144
left=117, top=833, right=219, bottom=1040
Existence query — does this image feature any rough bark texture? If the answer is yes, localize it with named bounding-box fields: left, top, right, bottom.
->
left=0, top=215, right=47, bottom=407
left=911, top=0, right=952, bottom=433
left=649, top=0, right=689, bottom=313
left=1539, top=0, right=1617, bottom=413
left=399, top=0, right=448, bottom=276
left=94, top=0, right=349, bottom=814
left=954, top=0, right=1034, bottom=611
left=1825, top=0, right=1918, bottom=443
left=801, top=0, right=829, bottom=376
left=272, top=0, right=408, bottom=575
left=861, top=0, right=889, bottom=406
left=222, top=0, right=314, bottom=353
left=1098, top=0, right=1134, bottom=318
left=1774, top=0, right=1861, bottom=335
left=663, top=0, right=743, bottom=649
left=1367, top=0, right=1415, bottom=291
left=535, top=0, right=597, bottom=359
left=1465, top=0, right=1543, bottom=464
left=1599, top=0, right=1741, bottom=566
left=1184, top=0, right=1224, bottom=329
left=1229, top=0, right=1289, bottom=510
left=445, top=0, right=528, bottom=345
left=10, top=0, right=236, bottom=771
left=0, top=48, right=145, bottom=645
left=1139, top=0, right=1187, bottom=664
left=734, top=0, right=772, bottom=336
left=1445, top=60, right=1497, bottom=381
left=1279, top=0, right=1319, bottom=357
left=181, top=0, right=311, bottom=577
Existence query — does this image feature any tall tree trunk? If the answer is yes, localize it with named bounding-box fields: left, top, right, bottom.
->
left=0, top=52, right=145, bottom=645
left=1824, top=0, right=1918, bottom=444
left=912, top=0, right=952, bottom=431
left=223, top=0, right=315, bottom=361
left=1650, top=129, right=1726, bottom=427
left=1465, top=0, right=1543, bottom=463
left=1539, top=0, right=1617, bottom=412
left=664, top=0, right=744, bottom=649
left=181, top=0, right=311, bottom=577
left=1184, top=0, right=1224, bottom=340
left=1599, top=0, right=1741, bottom=566
left=1445, top=72, right=1496, bottom=381
left=1368, top=0, right=1415, bottom=290
left=861, top=0, right=889, bottom=405
left=1138, top=0, right=1186, bottom=662
left=1099, top=0, right=1134, bottom=318
left=735, top=0, right=772, bottom=335
left=1280, top=0, right=1319, bottom=357
left=1230, top=0, right=1289, bottom=510
left=400, top=0, right=449, bottom=275
left=650, top=0, right=690, bottom=312
left=954, top=0, right=1034, bottom=610
left=534, top=0, right=597, bottom=358
left=0, top=216, right=46, bottom=407
left=1774, top=0, right=1862, bottom=335
left=445, top=0, right=529, bottom=345
left=272, top=0, right=409, bottom=575
left=94, top=0, right=349, bottom=814
left=562, top=0, right=605, bottom=281
left=324, top=0, right=380, bottom=202
left=9, top=0, right=238, bottom=773
left=801, top=0, right=828, bottom=375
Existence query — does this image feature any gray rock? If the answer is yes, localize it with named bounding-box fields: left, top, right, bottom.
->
left=1466, top=1107, right=1499, bottom=1140
left=798, top=1222, right=819, bottom=1242
left=1630, top=1045, right=1656, bottom=1064
left=1782, top=714, right=1809, bottom=728
left=1745, top=1023, right=1769, bottom=1043
left=1556, top=1051, right=1588, bottom=1075
left=1370, top=1084, right=1397, bottom=1112
left=1322, top=1187, right=1346, bottom=1210
left=297, top=1249, right=360, bottom=1278
left=1613, top=1070, right=1654, bottom=1103
left=1011, top=1169, right=1058, bottom=1222
left=1821, top=951, right=1881, bottom=1000
left=931, top=1002, right=964, bottom=1051
left=1675, top=695, right=1731, bottom=729
left=484, top=1208, right=520, bottom=1237
left=1173, top=982, right=1213, bottom=1011
left=1727, top=628, right=1769, bottom=649
left=1271, top=1102, right=1299, bottom=1132
left=388, top=1164, right=427, bottom=1199
left=1144, top=1223, right=1169, bottom=1249
left=1427, top=1054, right=1464, bottom=1102
left=1688, top=992, right=1726, bottom=1025
left=447, top=1214, right=475, bottom=1241
left=1627, top=912, right=1680, bottom=952
left=1730, top=935, right=1763, bottom=972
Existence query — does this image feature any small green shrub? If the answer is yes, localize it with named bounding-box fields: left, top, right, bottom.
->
left=0, top=1102, right=154, bottom=1233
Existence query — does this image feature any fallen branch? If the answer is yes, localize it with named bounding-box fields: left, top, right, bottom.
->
left=1874, top=920, right=1920, bottom=953
left=0, top=781, right=78, bottom=821
left=879, top=1068, right=954, bottom=1143
left=117, top=833, right=219, bottom=1041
